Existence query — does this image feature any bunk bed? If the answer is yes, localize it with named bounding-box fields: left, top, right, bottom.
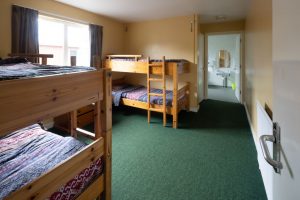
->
left=0, top=56, right=112, bottom=200
left=104, top=55, right=190, bottom=128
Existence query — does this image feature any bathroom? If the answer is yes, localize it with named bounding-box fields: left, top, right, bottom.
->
left=207, top=34, right=241, bottom=103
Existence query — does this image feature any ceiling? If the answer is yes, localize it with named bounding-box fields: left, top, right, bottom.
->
left=55, top=0, right=248, bottom=23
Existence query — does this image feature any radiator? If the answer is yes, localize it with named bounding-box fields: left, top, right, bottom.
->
left=257, top=101, right=273, bottom=200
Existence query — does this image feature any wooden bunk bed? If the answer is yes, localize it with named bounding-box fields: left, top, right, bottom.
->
left=104, top=54, right=190, bottom=128
left=0, top=56, right=112, bottom=200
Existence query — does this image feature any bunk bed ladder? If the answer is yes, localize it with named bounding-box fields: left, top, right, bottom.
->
left=147, top=56, right=167, bottom=126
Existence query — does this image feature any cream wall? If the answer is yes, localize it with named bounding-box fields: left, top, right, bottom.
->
left=124, top=15, right=199, bottom=110
left=245, top=0, right=272, bottom=134
left=0, top=0, right=126, bottom=58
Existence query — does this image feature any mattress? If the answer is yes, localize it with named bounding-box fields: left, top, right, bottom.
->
left=0, top=57, right=95, bottom=80
left=0, top=124, right=104, bottom=200
left=112, top=84, right=185, bottom=106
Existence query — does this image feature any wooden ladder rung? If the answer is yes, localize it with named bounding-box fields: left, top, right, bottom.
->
left=149, top=108, right=163, bottom=112
left=149, top=78, right=163, bottom=82
left=149, top=93, right=163, bottom=97
left=149, top=63, right=162, bottom=67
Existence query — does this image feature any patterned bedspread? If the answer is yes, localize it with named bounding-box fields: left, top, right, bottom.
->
left=112, top=84, right=184, bottom=106
left=0, top=124, right=103, bottom=200
left=0, top=58, right=95, bottom=80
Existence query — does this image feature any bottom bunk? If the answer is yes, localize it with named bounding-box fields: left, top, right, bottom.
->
left=112, top=83, right=189, bottom=128
left=0, top=124, right=104, bottom=200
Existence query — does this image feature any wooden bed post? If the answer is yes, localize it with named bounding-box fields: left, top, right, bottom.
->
left=70, top=110, right=77, bottom=138
left=94, top=101, right=102, bottom=139
left=101, top=68, right=112, bottom=200
left=186, top=82, right=190, bottom=111
left=172, top=64, right=178, bottom=128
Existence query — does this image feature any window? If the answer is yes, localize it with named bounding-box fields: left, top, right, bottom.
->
left=38, top=15, right=90, bottom=66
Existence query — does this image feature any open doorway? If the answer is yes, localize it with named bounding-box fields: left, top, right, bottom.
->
left=204, top=33, right=242, bottom=103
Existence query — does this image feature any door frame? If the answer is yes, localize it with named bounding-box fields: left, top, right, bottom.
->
left=203, top=31, right=245, bottom=103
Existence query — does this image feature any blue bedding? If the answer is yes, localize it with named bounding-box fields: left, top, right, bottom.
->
left=112, top=84, right=182, bottom=106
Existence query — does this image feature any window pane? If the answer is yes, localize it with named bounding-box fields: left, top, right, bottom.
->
left=67, top=25, right=90, bottom=66
left=38, top=15, right=90, bottom=66
left=38, top=17, right=64, bottom=65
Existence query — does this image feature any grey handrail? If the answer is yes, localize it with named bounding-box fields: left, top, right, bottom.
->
left=259, top=135, right=283, bottom=170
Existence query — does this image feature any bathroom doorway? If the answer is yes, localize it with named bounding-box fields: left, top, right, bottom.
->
left=204, top=33, right=243, bottom=103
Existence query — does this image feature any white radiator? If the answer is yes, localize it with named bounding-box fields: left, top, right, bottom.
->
left=257, top=101, right=273, bottom=200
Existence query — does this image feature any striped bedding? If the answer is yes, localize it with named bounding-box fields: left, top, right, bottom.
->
left=112, top=84, right=184, bottom=106
left=0, top=124, right=104, bottom=200
left=0, top=58, right=95, bottom=80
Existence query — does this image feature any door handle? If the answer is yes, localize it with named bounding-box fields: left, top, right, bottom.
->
left=259, top=123, right=283, bottom=173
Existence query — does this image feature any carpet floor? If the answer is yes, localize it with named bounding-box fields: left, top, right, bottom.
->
left=111, top=100, right=267, bottom=200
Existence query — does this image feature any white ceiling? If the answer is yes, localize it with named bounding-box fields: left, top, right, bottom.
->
left=55, top=0, right=248, bottom=23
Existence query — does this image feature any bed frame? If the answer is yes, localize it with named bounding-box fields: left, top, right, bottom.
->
left=105, top=55, right=190, bottom=128
left=0, top=57, right=112, bottom=200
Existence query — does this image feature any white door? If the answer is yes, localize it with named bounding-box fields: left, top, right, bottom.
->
left=234, top=35, right=241, bottom=102
left=266, top=0, right=300, bottom=199
left=198, top=33, right=205, bottom=102
left=272, top=61, right=300, bottom=200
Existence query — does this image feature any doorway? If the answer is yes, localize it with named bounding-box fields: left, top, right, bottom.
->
left=204, top=33, right=242, bottom=103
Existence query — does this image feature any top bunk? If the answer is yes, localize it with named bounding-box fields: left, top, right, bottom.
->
left=104, top=54, right=189, bottom=75
left=0, top=57, right=95, bottom=81
left=0, top=56, right=107, bottom=136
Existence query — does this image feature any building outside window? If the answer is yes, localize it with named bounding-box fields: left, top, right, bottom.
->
left=38, top=15, right=90, bottom=66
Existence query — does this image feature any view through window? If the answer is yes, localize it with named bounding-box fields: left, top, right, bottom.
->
left=38, top=15, right=90, bottom=66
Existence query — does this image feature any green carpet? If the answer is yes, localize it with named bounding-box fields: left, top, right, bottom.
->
left=111, top=99, right=267, bottom=200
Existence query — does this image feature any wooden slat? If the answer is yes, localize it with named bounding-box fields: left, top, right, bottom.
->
left=8, top=53, right=54, bottom=58
left=76, top=127, right=95, bottom=138
left=70, top=56, right=76, bottom=66
left=8, top=53, right=54, bottom=65
left=162, top=56, right=167, bottom=126
left=147, top=57, right=151, bottom=124
left=107, top=54, right=142, bottom=58
left=172, top=64, right=178, bottom=128
left=105, top=60, right=189, bottom=75
left=94, top=100, right=102, bottom=139
left=149, top=93, right=163, bottom=97
left=121, top=98, right=171, bottom=114
left=6, top=138, right=104, bottom=200
left=149, top=108, right=163, bottom=112
left=77, top=105, right=94, bottom=116
left=0, top=71, right=103, bottom=136
left=78, top=111, right=94, bottom=127
left=76, top=175, right=104, bottom=200
left=70, top=110, right=77, bottom=138
left=149, top=63, right=162, bottom=67
left=149, top=78, right=163, bottom=82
